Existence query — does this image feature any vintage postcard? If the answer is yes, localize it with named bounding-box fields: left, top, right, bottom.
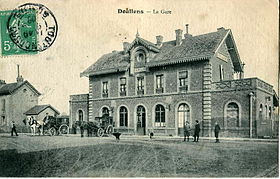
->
left=0, top=0, right=278, bottom=177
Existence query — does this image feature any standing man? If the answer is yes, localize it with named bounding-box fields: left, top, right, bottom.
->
left=214, top=121, right=221, bottom=143
left=43, top=113, right=49, bottom=135
left=11, top=121, right=18, bottom=136
left=193, top=120, right=200, bottom=142
left=183, top=121, right=191, bottom=142
left=80, top=121, right=84, bottom=137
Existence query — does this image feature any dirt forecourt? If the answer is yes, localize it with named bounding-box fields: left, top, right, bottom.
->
left=0, top=134, right=278, bottom=177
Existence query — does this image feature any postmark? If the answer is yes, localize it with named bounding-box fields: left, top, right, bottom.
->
left=6, top=3, right=58, bottom=53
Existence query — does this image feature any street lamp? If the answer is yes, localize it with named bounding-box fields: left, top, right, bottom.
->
left=249, top=92, right=255, bottom=138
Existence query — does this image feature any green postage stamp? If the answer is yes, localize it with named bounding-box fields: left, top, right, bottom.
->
left=0, top=9, right=37, bottom=56
left=0, top=3, right=58, bottom=56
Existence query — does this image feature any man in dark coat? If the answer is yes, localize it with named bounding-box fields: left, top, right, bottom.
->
left=193, top=120, right=200, bottom=142
left=11, top=121, right=18, bottom=136
left=42, top=113, right=50, bottom=135
left=183, top=121, right=191, bottom=142
left=214, top=121, right=221, bottom=143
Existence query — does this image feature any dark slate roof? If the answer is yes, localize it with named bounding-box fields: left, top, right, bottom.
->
left=24, top=105, right=60, bottom=115
left=81, top=28, right=242, bottom=76
left=0, top=81, right=41, bottom=96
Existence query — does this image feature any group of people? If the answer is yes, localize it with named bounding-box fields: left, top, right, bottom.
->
left=183, top=120, right=221, bottom=143
left=10, top=113, right=51, bottom=136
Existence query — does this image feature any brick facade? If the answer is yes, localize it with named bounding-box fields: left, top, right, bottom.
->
left=71, top=26, right=278, bottom=138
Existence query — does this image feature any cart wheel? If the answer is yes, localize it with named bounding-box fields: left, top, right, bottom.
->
left=59, top=124, right=69, bottom=135
left=43, top=128, right=50, bottom=136
left=106, top=125, right=114, bottom=136
left=97, top=128, right=104, bottom=137
left=49, top=127, right=56, bottom=136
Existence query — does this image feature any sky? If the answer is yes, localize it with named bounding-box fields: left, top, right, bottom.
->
left=0, top=0, right=278, bottom=114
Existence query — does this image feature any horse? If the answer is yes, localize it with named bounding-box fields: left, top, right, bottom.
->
left=25, top=117, right=43, bottom=136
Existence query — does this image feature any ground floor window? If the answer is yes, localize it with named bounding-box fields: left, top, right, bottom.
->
left=226, top=102, right=240, bottom=127
left=102, top=107, right=109, bottom=116
left=0, top=115, right=5, bottom=126
left=259, top=104, right=263, bottom=120
left=119, top=106, right=128, bottom=127
left=78, top=110, right=83, bottom=121
left=269, top=106, right=272, bottom=119
left=155, top=104, right=165, bottom=127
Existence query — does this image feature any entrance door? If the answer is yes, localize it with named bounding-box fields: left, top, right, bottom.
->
left=136, top=106, right=146, bottom=135
left=178, top=103, right=190, bottom=136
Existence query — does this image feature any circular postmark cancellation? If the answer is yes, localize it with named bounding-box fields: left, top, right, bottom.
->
left=7, top=3, right=58, bottom=52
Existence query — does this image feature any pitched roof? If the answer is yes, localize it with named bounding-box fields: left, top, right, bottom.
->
left=81, top=28, right=242, bottom=77
left=24, top=105, right=60, bottom=115
left=126, top=36, right=160, bottom=52
left=0, top=80, right=41, bottom=96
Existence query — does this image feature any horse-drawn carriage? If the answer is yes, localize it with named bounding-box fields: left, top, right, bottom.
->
left=43, top=116, right=70, bottom=136
left=24, top=115, right=70, bottom=136
left=75, top=115, right=114, bottom=137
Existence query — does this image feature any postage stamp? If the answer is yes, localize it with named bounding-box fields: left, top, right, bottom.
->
left=0, top=10, right=37, bottom=56
left=0, top=3, right=58, bottom=56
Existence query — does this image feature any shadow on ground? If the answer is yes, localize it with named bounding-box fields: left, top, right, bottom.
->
left=0, top=140, right=278, bottom=177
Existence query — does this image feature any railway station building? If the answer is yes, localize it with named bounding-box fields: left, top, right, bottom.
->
left=70, top=25, right=278, bottom=138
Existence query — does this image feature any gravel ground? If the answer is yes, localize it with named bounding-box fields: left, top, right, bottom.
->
left=0, top=134, right=278, bottom=177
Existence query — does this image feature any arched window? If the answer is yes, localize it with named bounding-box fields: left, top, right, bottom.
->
left=135, top=50, right=146, bottom=63
left=155, top=104, right=165, bottom=127
left=269, top=106, right=272, bottom=119
left=265, top=105, right=268, bottom=120
left=78, top=110, right=83, bottom=121
left=119, top=106, right=128, bottom=127
left=178, top=103, right=190, bottom=128
left=259, top=104, right=263, bottom=120
left=102, top=107, right=109, bottom=116
left=226, top=102, right=239, bottom=127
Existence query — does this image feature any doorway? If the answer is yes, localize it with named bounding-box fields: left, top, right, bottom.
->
left=178, top=103, right=190, bottom=136
left=136, top=105, right=146, bottom=135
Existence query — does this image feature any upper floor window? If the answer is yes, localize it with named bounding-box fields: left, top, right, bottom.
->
left=220, top=65, right=224, bottom=81
left=156, top=74, right=164, bottom=93
left=119, top=106, right=128, bottom=127
left=137, top=76, right=144, bottom=95
left=155, top=104, right=165, bottom=127
left=179, top=71, right=188, bottom=92
left=135, top=50, right=146, bottom=63
left=102, top=81, right=108, bottom=97
left=1, top=99, right=5, bottom=113
left=120, top=77, right=127, bottom=96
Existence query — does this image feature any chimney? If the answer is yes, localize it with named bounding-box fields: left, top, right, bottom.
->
left=0, top=80, right=6, bottom=85
left=185, top=24, right=189, bottom=34
left=16, top=64, right=24, bottom=83
left=239, top=63, right=245, bottom=79
left=184, top=24, right=192, bottom=38
left=156, top=35, right=163, bottom=47
left=123, top=42, right=130, bottom=52
left=175, top=29, right=183, bottom=46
